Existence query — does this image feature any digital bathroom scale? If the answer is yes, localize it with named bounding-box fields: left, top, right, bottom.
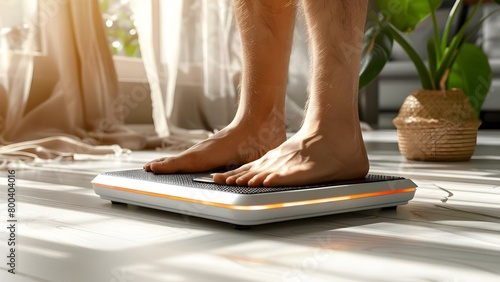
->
left=91, top=169, right=417, bottom=226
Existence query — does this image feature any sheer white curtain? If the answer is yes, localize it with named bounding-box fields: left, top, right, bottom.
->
left=132, top=0, right=240, bottom=140
left=0, top=0, right=312, bottom=166
left=131, top=0, right=309, bottom=139
left=0, top=0, right=145, bottom=166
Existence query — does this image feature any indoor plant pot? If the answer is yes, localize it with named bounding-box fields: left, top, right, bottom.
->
left=360, top=0, right=499, bottom=161
left=393, top=89, right=481, bottom=161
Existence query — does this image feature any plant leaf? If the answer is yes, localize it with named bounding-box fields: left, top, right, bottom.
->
left=442, top=0, right=463, bottom=49
left=495, top=0, right=500, bottom=4
left=447, top=43, right=492, bottom=117
left=427, top=37, right=437, bottom=80
left=389, top=26, right=434, bottom=89
left=376, top=0, right=444, bottom=33
left=359, top=25, right=393, bottom=89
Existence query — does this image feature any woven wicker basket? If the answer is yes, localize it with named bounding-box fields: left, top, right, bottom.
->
left=393, top=89, right=481, bottom=161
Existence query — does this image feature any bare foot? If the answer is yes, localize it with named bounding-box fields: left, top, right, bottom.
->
left=144, top=113, right=286, bottom=173
left=211, top=0, right=371, bottom=187
left=212, top=124, right=369, bottom=187
left=144, top=0, right=296, bottom=174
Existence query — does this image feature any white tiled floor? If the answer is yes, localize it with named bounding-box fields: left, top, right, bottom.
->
left=1, top=130, right=499, bottom=282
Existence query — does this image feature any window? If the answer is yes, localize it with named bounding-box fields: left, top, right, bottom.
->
left=99, top=0, right=157, bottom=124
left=99, top=0, right=153, bottom=83
left=0, top=0, right=39, bottom=53
left=100, top=0, right=141, bottom=58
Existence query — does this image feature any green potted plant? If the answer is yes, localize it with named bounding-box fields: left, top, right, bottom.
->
left=360, top=0, right=500, bottom=161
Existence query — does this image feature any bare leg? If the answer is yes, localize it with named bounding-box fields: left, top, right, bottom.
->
left=214, top=0, right=370, bottom=186
left=144, top=0, right=296, bottom=173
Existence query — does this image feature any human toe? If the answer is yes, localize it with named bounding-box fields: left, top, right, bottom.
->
left=247, top=172, right=270, bottom=187
left=149, top=157, right=182, bottom=173
left=235, top=171, right=261, bottom=186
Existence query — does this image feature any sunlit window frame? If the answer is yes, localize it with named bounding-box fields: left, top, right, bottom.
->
left=107, top=0, right=160, bottom=84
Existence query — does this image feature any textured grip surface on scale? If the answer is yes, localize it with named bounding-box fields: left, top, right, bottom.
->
left=103, top=170, right=403, bottom=194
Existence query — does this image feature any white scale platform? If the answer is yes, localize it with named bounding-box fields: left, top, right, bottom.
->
left=92, top=169, right=417, bottom=226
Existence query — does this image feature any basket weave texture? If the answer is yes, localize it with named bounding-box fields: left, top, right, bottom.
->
left=393, top=89, right=481, bottom=161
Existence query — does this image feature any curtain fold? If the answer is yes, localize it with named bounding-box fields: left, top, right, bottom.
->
left=131, top=0, right=239, bottom=140
left=131, top=0, right=309, bottom=138
left=0, top=0, right=145, bottom=166
left=0, top=0, right=313, bottom=167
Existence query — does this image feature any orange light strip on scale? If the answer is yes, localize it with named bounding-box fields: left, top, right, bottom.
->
left=93, top=182, right=416, bottom=211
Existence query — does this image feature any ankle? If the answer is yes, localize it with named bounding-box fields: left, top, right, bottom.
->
left=232, top=109, right=286, bottom=134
